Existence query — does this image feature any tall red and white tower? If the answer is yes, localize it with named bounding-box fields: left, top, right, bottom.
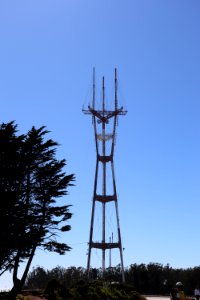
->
left=83, top=68, right=127, bottom=282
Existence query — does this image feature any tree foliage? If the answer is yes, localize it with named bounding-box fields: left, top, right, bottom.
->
left=0, top=122, right=75, bottom=298
left=25, top=263, right=200, bottom=296
left=44, top=278, right=143, bottom=300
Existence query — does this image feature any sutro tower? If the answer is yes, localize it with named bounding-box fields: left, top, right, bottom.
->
left=82, top=68, right=127, bottom=282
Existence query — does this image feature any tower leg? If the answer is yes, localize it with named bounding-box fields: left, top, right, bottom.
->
left=87, top=160, right=99, bottom=279
left=115, top=200, right=125, bottom=282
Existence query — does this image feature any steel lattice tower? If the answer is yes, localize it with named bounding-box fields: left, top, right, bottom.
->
left=83, top=68, right=127, bottom=282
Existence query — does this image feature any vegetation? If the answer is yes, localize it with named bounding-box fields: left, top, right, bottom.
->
left=25, top=263, right=200, bottom=296
left=42, top=279, right=144, bottom=300
left=0, top=122, right=75, bottom=299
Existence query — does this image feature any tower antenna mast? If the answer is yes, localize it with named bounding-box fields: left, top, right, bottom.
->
left=83, top=68, right=127, bottom=282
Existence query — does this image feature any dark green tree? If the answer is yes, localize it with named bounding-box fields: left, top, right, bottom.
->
left=0, top=122, right=75, bottom=299
left=24, top=266, right=49, bottom=289
left=147, top=263, right=163, bottom=294
left=0, top=122, right=25, bottom=275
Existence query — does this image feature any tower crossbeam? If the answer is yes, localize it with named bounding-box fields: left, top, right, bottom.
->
left=82, top=106, right=127, bottom=123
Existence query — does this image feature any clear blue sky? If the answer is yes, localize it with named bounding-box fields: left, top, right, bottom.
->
left=0, top=0, right=200, bottom=290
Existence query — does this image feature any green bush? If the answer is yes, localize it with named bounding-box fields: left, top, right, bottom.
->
left=45, top=278, right=68, bottom=300
left=69, top=287, right=83, bottom=300
left=44, top=278, right=146, bottom=300
left=87, top=286, right=101, bottom=300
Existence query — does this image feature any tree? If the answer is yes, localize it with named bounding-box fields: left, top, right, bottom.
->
left=0, top=122, right=75, bottom=299
left=24, top=266, right=49, bottom=289
left=0, top=122, right=25, bottom=275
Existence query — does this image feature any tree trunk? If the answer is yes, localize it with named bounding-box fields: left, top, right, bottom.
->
left=7, top=278, right=21, bottom=300
left=8, top=245, right=37, bottom=300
